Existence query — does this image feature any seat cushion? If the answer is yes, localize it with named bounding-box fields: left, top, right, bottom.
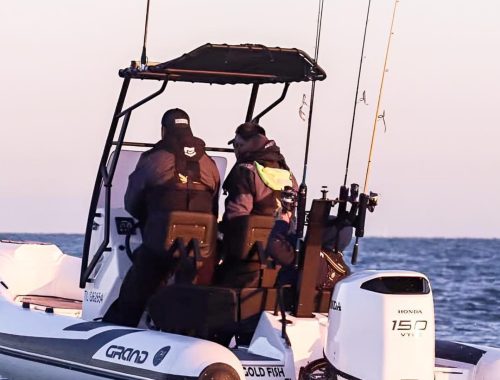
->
left=148, top=285, right=238, bottom=334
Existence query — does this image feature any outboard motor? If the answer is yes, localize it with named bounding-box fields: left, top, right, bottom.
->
left=325, top=270, right=435, bottom=380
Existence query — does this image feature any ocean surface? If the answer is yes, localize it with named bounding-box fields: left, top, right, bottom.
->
left=1, top=233, right=499, bottom=347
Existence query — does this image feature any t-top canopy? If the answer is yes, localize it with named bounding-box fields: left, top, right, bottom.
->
left=119, top=43, right=327, bottom=85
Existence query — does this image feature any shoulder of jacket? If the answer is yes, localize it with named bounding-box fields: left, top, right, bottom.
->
left=201, top=154, right=220, bottom=173
left=138, top=149, right=174, bottom=167
left=238, top=163, right=256, bottom=171
left=144, top=148, right=174, bottom=159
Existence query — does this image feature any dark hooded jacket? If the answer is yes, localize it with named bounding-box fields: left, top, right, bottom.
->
left=125, top=133, right=220, bottom=252
left=216, top=135, right=297, bottom=288
left=221, top=135, right=297, bottom=223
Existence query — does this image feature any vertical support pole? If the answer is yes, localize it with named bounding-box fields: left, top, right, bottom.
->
left=80, top=78, right=130, bottom=288
left=245, top=83, right=260, bottom=122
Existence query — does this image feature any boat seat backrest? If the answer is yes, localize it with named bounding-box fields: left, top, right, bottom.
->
left=157, top=211, right=218, bottom=286
left=221, top=214, right=278, bottom=287
left=223, top=215, right=275, bottom=261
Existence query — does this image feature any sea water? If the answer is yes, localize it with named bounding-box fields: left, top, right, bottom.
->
left=1, top=233, right=499, bottom=347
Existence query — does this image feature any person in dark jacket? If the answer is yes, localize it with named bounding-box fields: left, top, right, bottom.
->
left=215, top=122, right=298, bottom=288
left=265, top=188, right=353, bottom=290
left=103, top=108, right=220, bottom=327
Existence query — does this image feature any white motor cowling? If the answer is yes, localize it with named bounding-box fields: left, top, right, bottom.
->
left=325, top=270, right=435, bottom=380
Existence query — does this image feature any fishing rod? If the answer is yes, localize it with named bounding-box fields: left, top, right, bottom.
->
left=343, top=0, right=372, bottom=188
left=140, top=0, right=151, bottom=70
left=301, top=0, right=325, bottom=184
left=295, top=0, right=326, bottom=263
left=349, top=0, right=400, bottom=264
left=363, top=0, right=399, bottom=194
left=334, top=0, right=372, bottom=262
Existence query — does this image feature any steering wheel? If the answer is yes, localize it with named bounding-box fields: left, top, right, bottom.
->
left=124, top=222, right=140, bottom=262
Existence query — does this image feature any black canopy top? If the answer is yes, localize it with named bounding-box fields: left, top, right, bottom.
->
left=119, top=43, right=327, bottom=85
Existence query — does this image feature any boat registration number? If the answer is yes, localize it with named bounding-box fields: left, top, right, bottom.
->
left=84, top=290, right=104, bottom=303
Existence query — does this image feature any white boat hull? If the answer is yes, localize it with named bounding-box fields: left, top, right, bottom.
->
left=0, top=298, right=246, bottom=380
left=1, top=241, right=499, bottom=380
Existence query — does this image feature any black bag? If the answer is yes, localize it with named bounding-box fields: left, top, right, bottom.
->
left=317, top=249, right=351, bottom=290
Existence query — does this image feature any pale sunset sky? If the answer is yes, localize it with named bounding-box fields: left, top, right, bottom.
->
left=1, top=0, right=499, bottom=238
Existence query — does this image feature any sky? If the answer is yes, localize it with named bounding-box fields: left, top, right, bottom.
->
left=0, top=0, right=499, bottom=238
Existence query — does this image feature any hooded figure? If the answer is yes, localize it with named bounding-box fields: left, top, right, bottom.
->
left=103, top=108, right=220, bottom=327
left=126, top=108, right=220, bottom=230
left=215, top=122, right=298, bottom=288
left=222, top=122, right=296, bottom=222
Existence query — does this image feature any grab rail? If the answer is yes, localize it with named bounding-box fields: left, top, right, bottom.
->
left=80, top=79, right=168, bottom=288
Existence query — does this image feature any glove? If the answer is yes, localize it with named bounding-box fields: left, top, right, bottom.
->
left=367, top=191, right=379, bottom=212
left=280, top=186, right=298, bottom=214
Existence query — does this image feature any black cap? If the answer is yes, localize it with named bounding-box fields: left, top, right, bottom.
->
left=227, top=122, right=266, bottom=145
left=161, top=108, right=192, bottom=136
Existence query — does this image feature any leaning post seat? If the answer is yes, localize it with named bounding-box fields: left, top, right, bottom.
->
left=148, top=285, right=275, bottom=344
left=160, top=211, right=218, bottom=286
left=147, top=212, right=333, bottom=342
left=148, top=285, right=330, bottom=345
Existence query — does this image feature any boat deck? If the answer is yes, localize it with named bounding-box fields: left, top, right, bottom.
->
left=15, top=295, right=82, bottom=317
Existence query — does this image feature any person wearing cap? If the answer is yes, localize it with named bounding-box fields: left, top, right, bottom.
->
left=223, top=122, right=296, bottom=221
left=124, top=108, right=220, bottom=225
left=215, top=122, right=298, bottom=288
left=103, top=108, right=220, bottom=327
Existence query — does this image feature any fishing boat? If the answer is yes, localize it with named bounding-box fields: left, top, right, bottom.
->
left=1, top=5, right=499, bottom=380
